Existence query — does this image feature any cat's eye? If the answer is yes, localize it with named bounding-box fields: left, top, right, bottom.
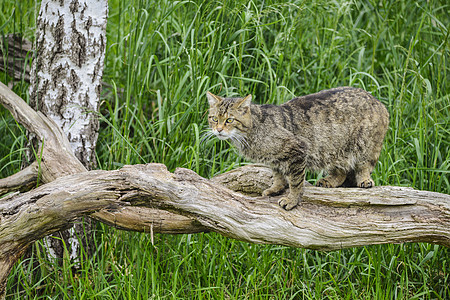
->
left=225, top=118, right=234, bottom=124
left=211, top=116, right=218, bottom=122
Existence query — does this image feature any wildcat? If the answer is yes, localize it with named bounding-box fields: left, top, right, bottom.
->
left=206, top=87, right=389, bottom=210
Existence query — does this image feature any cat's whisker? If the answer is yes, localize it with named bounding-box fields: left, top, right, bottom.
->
left=235, top=137, right=246, bottom=149
left=233, top=137, right=244, bottom=149
left=233, top=132, right=250, bottom=149
left=230, top=132, right=249, bottom=149
left=230, top=136, right=243, bottom=149
left=228, top=134, right=240, bottom=148
left=240, top=136, right=250, bottom=149
left=200, top=131, right=215, bottom=145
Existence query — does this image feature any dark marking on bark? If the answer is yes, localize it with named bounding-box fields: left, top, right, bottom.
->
left=86, top=16, right=93, bottom=32
left=50, top=14, right=65, bottom=65
left=80, top=2, right=87, bottom=18
left=69, top=68, right=80, bottom=91
left=70, top=19, right=87, bottom=67
left=100, top=35, right=105, bottom=53
left=96, top=82, right=102, bottom=99
left=55, top=84, right=67, bottom=117
left=52, top=64, right=67, bottom=89
left=36, top=79, right=50, bottom=112
left=84, top=91, right=90, bottom=108
left=93, top=57, right=101, bottom=82
left=69, top=0, right=79, bottom=13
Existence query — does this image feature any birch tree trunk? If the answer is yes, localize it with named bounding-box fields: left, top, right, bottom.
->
left=28, top=0, right=108, bottom=262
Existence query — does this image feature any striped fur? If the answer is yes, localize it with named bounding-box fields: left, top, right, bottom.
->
left=207, top=87, right=389, bottom=210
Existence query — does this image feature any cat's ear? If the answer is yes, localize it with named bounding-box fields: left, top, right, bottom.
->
left=236, top=94, right=252, bottom=108
left=206, top=91, right=223, bottom=106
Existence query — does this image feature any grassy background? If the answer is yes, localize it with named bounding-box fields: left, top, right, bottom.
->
left=1, top=0, right=449, bottom=298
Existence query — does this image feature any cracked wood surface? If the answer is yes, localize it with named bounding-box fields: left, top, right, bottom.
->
left=1, top=163, right=449, bottom=252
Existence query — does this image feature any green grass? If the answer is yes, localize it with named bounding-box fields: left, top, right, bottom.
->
left=1, top=0, right=449, bottom=299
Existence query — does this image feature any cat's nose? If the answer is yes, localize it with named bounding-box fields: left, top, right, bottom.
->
left=217, top=127, right=223, bottom=132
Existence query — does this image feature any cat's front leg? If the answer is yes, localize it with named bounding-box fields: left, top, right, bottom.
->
left=262, top=170, right=287, bottom=196
left=278, top=159, right=306, bottom=210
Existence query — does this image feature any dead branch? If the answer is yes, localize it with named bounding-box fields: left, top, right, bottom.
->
left=1, top=164, right=449, bottom=270
left=0, top=162, right=39, bottom=196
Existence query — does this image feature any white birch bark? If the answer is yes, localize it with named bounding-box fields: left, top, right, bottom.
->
left=28, top=0, right=108, bottom=262
left=29, top=0, right=107, bottom=168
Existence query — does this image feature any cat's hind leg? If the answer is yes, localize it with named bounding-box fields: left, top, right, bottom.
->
left=354, top=161, right=375, bottom=188
left=316, top=169, right=347, bottom=188
left=262, top=170, right=287, bottom=196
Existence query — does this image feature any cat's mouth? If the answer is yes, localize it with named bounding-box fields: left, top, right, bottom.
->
left=215, top=133, right=229, bottom=140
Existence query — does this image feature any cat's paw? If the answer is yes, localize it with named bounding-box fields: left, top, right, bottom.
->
left=262, top=185, right=286, bottom=197
left=357, top=178, right=374, bottom=188
left=316, top=178, right=334, bottom=188
left=278, top=196, right=298, bottom=210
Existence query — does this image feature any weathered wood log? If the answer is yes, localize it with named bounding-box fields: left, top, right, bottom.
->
left=2, top=162, right=449, bottom=245
left=0, top=162, right=39, bottom=196
left=1, top=164, right=449, bottom=283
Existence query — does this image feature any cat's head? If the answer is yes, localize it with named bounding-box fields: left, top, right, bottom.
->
left=206, top=92, right=252, bottom=141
